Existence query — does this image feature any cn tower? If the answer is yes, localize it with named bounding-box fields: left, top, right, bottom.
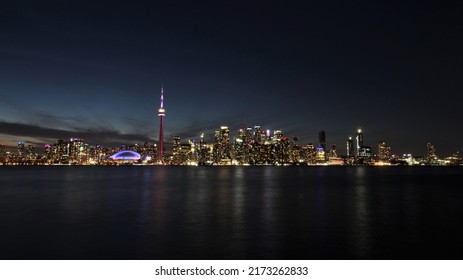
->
left=157, top=86, right=165, bottom=163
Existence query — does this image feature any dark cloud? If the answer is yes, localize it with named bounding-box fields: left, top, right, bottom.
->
left=0, top=120, right=154, bottom=148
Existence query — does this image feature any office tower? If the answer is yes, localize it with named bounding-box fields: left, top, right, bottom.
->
left=198, top=133, right=209, bottom=165
left=356, top=129, right=363, bottom=156
left=319, top=131, right=326, bottom=152
left=157, top=86, right=166, bottom=163
left=69, top=138, right=84, bottom=164
left=378, top=141, right=391, bottom=161
left=304, top=143, right=316, bottom=164
left=17, top=142, right=25, bottom=157
left=220, top=126, right=230, bottom=162
left=235, top=128, right=246, bottom=164
left=275, top=137, right=290, bottom=164
left=53, top=139, right=69, bottom=163
left=213, top=126, right=231, bottom=164
left=244, top=127, right=253, bottom=144
left=254, top=125, right=262, bottom=144
left=172, top=136, right=181, bottom=165
left=346, top=137, right=354, bottom=157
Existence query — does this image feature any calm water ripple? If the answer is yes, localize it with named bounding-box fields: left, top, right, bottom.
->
left=1, top=166, right=462, bottom=259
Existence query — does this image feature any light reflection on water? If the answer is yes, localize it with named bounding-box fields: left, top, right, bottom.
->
left=1, top=166, right=463, bottom=259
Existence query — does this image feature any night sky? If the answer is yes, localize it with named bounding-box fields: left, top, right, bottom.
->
left=0, top=1, right=462, bottom=156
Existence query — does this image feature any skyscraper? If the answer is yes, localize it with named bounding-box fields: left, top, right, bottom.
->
left=157, top=86, right=166, bottom=163
left=346, top=137, right=354, bottom=158
left=172, top=136, right=181, bottom=165
left=378, top=141, right=391, bottom=161
left=356, top=129, right=363, bottom=157
left=213, top=126, right=231, bottom=164
left=319, top=131, right=326, bottom=152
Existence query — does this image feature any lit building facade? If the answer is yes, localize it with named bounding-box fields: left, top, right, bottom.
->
left=213, top=126, right=231, bottom=164
left=346, top=137, right=354, bottom=158
left=378, top=141, right=391, bottom=161
left=172, top=136, right=181, bottom=165
left=356, top=129, right=363, bottom=157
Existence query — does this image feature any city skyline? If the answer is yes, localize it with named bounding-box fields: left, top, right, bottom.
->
left=1, top=2, right=462, bottom=155
left=0, top=122, right=459, bottom=162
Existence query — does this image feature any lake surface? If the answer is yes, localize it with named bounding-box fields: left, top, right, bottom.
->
left=0, top=166, right=462, bottom=259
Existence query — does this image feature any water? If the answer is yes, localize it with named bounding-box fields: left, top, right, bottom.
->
left=0, top=166, right=462, bottom=259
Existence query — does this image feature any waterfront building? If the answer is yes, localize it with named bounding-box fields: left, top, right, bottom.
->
left=109, top=150, right=141, bottom=163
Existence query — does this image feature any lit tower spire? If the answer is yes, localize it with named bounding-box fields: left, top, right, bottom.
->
left=157, top=86, right=166, bottom=163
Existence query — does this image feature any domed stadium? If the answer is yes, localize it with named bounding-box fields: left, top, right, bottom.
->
left=109, top=150, right=141, bottom=161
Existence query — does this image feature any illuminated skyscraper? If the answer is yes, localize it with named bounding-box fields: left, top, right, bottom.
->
left=303, top=143, right=316, bottom=164
left=213, top=126, right=231, bottom=164
left=172, top=136, right=181, bottom=165
left=254, top=125, right=262, bottom=144
left=69, top=138, right=84, bottom=164
left=17, top=142, right=25, bottom=156
left=346, top=137, right=354, bottom=157
left=378, top=141, right=391, bottom=161
left=157, top=86, right=166, bottom=163
left=356, top=129, right=363, bottom=157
